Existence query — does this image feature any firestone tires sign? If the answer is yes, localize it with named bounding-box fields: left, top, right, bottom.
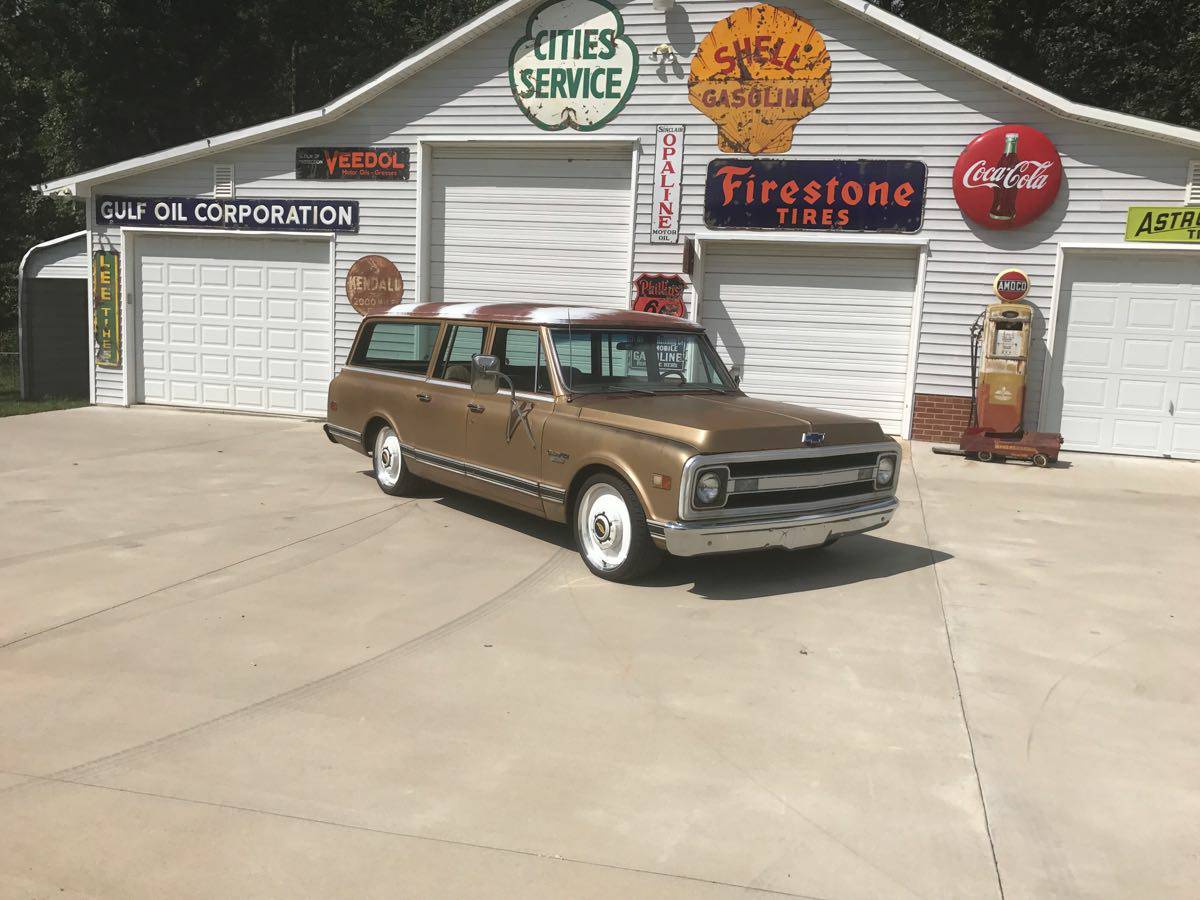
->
left=508, top=0, right=638, bottom=131
left=953, top=125, right=1063, bottom=230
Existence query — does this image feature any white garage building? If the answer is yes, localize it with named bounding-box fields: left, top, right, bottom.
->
left=35, top=0, right=1200, bottom=457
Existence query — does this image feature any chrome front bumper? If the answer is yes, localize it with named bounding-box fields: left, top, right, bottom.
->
left=650, top=497, right=898, bottom=557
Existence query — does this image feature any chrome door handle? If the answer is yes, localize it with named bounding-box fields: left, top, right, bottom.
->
left=1168, top=400, right=1175, bottom=416
left=416, top=393, right=431, bottom=403
left=467, top=402, right=485, bottom=413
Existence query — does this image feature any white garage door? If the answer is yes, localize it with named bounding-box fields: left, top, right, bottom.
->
left=137, top=235, right=332, bottom=416
left=429, top=145, right=632, bottom=306
left=1051, top=252, right=1200, bottom=459
left=702, top=242, right=919, bottom=434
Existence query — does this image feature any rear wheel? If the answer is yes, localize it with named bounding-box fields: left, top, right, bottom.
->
left=373, top=425, right=418, bottom=496
left=976, top=450, right=993, bottom=463
left=574, top=474, right=662, bottom=582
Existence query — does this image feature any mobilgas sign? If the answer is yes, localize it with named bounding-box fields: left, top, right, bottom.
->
left=296, top=146, right=410, bottom=180
left=1125, top=206, right=1200, bottom=243
left=95, top=196, right=360, bottom=233
left=704, top=158, right=927, bottom=232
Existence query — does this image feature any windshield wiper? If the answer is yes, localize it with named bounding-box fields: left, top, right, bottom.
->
left=600, top=386, right=656, bottom=396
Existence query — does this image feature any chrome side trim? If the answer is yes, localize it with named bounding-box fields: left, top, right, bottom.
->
left=324, top=423, right=362, bottom=442
left=401, top=444, right=564, bottom=504
left=340, top=365, right=429, bottom=383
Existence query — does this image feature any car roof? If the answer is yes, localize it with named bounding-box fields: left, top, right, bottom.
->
left=370, top=302, right=705, bottom=331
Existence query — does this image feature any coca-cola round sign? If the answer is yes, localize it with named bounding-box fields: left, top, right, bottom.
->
left=953, top=125, right=1063, bottom=230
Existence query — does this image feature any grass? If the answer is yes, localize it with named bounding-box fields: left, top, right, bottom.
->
left=0, top=332, right=88, bottom=418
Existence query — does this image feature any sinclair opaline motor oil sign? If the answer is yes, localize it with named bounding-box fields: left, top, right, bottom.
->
left=509, top=0, right=638, bottom=131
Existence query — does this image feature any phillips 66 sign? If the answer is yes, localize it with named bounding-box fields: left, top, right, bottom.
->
left=508, top=0, right=638, bottom=131
left=953, top=124, right=1063, bottom=230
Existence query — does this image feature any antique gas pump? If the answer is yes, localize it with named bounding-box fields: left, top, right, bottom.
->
left=970, top=300, right=1032, bottom=434
left=933, top=270, right=1063, bottom=466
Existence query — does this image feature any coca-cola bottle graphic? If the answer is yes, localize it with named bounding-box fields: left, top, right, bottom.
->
left=989, top=132, right=1019, bottom=221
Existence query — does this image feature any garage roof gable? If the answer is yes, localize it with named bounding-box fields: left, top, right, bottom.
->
left=35, top=0, right=1200, bottom=196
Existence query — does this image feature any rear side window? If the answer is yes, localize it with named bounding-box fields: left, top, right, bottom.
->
left=352, top=322, right=441, bottom=374
left=433, top=324, right=487, bottom=382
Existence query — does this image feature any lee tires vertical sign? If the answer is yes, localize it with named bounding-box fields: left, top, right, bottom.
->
left=651, top=125, right=685, bottom=243
left=92, top=251, right=121, bottom=368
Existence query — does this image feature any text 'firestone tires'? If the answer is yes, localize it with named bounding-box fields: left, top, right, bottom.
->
left=373, top=425, right=417, bottom=496
left=574, top=474, right=662, bottom=582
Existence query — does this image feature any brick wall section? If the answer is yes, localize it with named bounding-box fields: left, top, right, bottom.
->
left=911, top=393, right=974, bottom=443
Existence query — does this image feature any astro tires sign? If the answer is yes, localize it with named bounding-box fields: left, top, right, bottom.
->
left=508, top=0, right=637, bottom=131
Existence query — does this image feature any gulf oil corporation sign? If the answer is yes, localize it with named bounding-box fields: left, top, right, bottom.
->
left=508, top=0, right=638, bottom=131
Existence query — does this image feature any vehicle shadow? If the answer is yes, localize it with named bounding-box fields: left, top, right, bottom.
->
left=645, top=535, right=952, bottom=600
left=396, top=479, right=951, bottom=601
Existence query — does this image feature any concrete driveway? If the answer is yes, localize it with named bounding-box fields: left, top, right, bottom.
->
left=0, top=407, right=1196, bottom=899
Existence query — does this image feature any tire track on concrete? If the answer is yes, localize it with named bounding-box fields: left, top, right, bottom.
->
left=3, top=546, right=570, bottom=793
left=0, top=503, right=411, bottom=651
left=0, top=496, right=394, bottom=570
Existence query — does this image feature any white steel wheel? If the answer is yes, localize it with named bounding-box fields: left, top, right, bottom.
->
left=578, top=483, right=633, bottom=572
left=373, top=426, right=412, bottom=496
left=573, top=474, right=662, bottom=582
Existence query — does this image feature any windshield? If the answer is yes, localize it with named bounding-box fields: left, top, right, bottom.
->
left=550, top=329, right=735, bottom=395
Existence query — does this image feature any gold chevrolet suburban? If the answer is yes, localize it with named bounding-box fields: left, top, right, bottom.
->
left=324, top=303, right=900, bottom=581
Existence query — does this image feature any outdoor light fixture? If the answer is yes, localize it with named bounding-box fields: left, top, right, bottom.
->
left=651, top=0, right=675, bottom=11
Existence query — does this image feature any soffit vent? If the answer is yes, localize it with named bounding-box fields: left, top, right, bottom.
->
left=1187, top=160, right=1200, bottom=206
left=213, top=164, right=235, bottom=198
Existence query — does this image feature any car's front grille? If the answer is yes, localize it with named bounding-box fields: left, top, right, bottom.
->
left=724, top=480, right=873, bottom=510
left=726, top=451, right=881, bottom=478
left=686, top=446, right=894, bottom=519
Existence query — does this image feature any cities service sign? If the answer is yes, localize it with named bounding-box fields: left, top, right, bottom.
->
left=509, top=0, right=638, bottom=131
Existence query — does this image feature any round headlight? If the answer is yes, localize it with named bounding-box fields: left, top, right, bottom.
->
left=876, top=455, right=896, bottom=486
left=695, top=471, right=723, bottom=506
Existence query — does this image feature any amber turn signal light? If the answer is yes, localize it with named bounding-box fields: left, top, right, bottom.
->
left=652, top=474, right=672, bottom=490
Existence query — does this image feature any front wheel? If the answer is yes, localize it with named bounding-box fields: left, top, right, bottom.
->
left=373, top=425, right=418, bottom=496
left=574, top=474, right=662, bottom=582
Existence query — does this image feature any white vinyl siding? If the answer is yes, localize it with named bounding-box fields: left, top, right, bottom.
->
left=84, top=0, right=1198, bottom=432
left=27, top=236, right=88, bottom=280
left=1045, top=252, right=1200, bottom=459
left=428, top=145, right=632, bottom=306
left=702, top=242, right=919, bottom=434
left=136, top=235, right=332, bottom=416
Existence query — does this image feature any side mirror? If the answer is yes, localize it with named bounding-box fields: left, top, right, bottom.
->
left=470, top=354, right=501, bottom=395
left=729, top=364, right=743, bottom=386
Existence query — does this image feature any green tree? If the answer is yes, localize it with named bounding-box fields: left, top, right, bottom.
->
left=870, top=0, right=1200, bottom=128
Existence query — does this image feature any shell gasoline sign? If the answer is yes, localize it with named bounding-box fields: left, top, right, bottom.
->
left=508, top=0, right=638, bottom=131
left=689, top=4, right=832, bottom=154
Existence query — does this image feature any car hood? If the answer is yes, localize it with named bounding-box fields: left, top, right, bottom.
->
left=570, top=392, right=890, bottom=452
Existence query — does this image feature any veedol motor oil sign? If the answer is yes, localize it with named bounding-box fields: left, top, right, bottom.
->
left=508, top=0, right=638, bottom=131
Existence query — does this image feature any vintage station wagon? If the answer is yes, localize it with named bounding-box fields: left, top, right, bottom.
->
left=324, top=303, right=901, bottom=581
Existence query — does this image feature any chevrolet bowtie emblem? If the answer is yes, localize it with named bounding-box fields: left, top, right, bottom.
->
left=801, top=432, right=826, bottom=447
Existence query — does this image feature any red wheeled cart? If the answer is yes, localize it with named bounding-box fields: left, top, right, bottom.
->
left=953, top=427, right=1064, bottom=467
